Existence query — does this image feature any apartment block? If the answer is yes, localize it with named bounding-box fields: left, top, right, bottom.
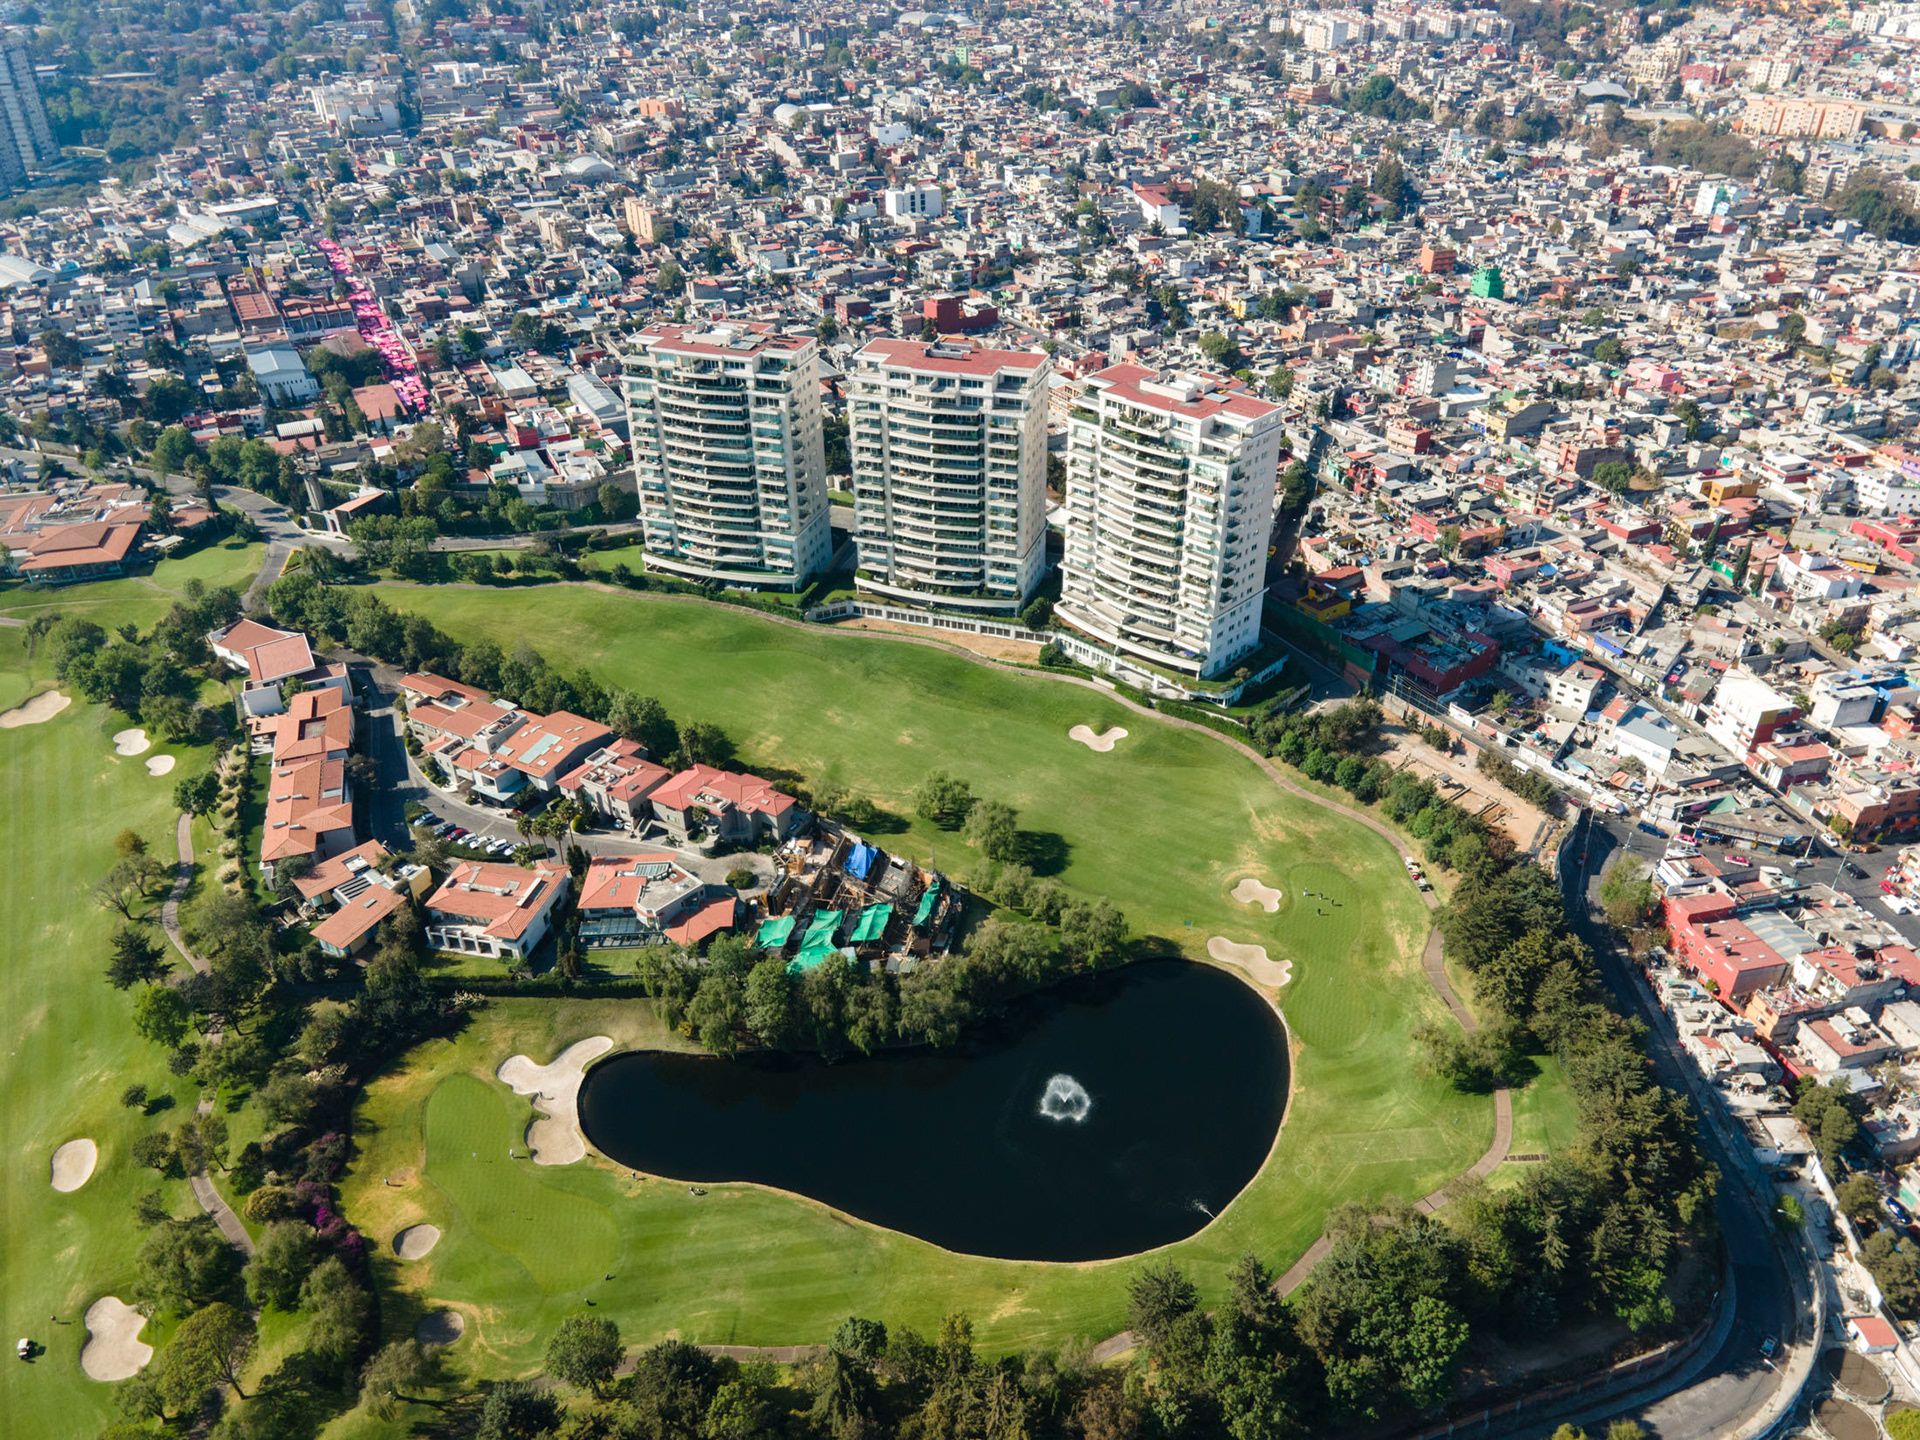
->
left=849, top=337, right=1051, bottom=614
left=622, top=322, right=831, bottom=590
left=1058, top=366, right=1285, bottom=679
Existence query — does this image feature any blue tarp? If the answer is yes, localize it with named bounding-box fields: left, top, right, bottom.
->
left=843, top=842, right=880, bottom=880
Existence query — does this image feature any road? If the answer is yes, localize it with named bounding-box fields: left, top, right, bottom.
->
left=1537, top=811, right=1810, bottom=1440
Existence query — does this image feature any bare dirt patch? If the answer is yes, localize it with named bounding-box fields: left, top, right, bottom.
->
left=497, top=1035, right=615, bottom=1165
left=80, top=1297, right=153, bottom=1382
left=1207, top=937, right=1294, bottom=988
left=1231, top=877, right=1283, bottom=912
left=50, top=1138, right=97, bottom=1193
left=841, top=616, right=1041, bottom=663
left=393, top=1224, right=441, bottom=1260
left=0, top=690, right=70, bottom=728
left=1069, top=724, right=1128, bottom=752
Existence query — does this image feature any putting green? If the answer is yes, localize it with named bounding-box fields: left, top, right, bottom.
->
left=339, top=585, right=1495, bottom=1374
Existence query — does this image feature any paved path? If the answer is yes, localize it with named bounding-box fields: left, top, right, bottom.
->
left=160, top=812, right=205, bottom=974
left=163, top=810, right=256, bottom=1256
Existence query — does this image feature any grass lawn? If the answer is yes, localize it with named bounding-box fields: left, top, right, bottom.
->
left=0, top=639, right=220, bottom=1436
left=336, top=584, right=1494, bottom=1379
left=0, top=537, right=265, bottom=630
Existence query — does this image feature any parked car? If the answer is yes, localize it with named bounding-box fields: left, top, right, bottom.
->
left=1791, top=857, right=1814, bottom=869
left=1724, top=853, right=1754, bottom=868
left=1760, top=1335, right=1777, bottom=1359
left=1846, top=861, right=1868, bottom=880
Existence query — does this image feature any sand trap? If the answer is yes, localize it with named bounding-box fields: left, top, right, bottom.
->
left=1208, top=936, right=1294, bottom=988
left=0, top=690, right=69, bottom=728
left=111, top=728, right=150, bottom=757
left=1069, top=724, right=1128, bottom=752
left=80, top=1297, right=153, bottom=1382
left=50, top=1138, right=97, bottom=1192
left=416, top=1311, right=464, bottom=1346
left=497, top=1036, right=615, bottom=1165
left=144, top=754, right=176, bottom=777
left=393, top=1224, right=441, bottom=1260
left=1231, top=877, right=1283, bottom=913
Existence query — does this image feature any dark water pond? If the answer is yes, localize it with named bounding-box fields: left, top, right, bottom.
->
left=577, top=960, right=1289, bottom=1261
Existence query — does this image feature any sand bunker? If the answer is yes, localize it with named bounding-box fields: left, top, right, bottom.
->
left=497, top=1035, right=615, bottom=1165
left=111, top=728, right=150, bottom=757
left=1069, top=724, right=1128, bottom=752
left=144, top=754, right=176, bottom=777
left=1208, top=936, right=1294, bottom=988
left=393, top=1224, right=441, bottom=1260
left=50, top=1138, right=97, bottom=1193
left=417, top=1311, right=464, bottom=1346
left=1231, top=877, right=1283, bottom=913
left=80, top=1297, right=153, bottom=1382
left=0, top=690, right=69, bottom=728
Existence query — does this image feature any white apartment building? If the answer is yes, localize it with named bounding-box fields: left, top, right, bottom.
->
left=1058, top=365, right=1285, bottom=679
left=848, top=338, right=1051, bottom=614
left=622, top=323, right=831, bottom=590
left=883, top=184, right=943, bottom=219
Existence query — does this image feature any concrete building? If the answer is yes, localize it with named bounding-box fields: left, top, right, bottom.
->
left=622, top=322, right=831, bottom=589
left=1058, top=365, right=1284, bottom=678
left=883, top=183, right=943, bottom=219
left=0, top=47, right=54, bottom=190
left=848, top=337, right=1051, bottom=614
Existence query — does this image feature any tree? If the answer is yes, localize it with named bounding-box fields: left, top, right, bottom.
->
left=156, top=1302, right=255, bottom=1411
left=1127, top=1262, right=1200, bottom=1350
left=1599, top=861, right=1655, bottom=931
left=137, top=1216, right=240, bottom=1313
left=676, top=719, right=732, bottom=770
left=476, top=1377, right=564, bottom=1440
left=244, top=1220, right=324, bottom=1309
left=361, top=1339, right=438, bottom=1420
left=597, top=482, right=639, bottom=522
left=150, top=423, right=198, bottom=475
left=913, top=770, right=974, bottom=828
left=1594, top=338, right=1626, bottom=365
left=1837, top=1172, right=1883, bottom=1228
left=301, top=1257, right=374, bottom=1367
left=1489, top=689, right=1515, bottom=716
left=545, top=1313, right=622, bottom=1397
left=1061, top=897, right=1129, bottom=967
left=107, top=926, right=171, bottom=990
left=1864, top=1229, right=1920, bottom=1315
left=963, top=798, right=1020, bottom=861
left=175, top=769, right=220, bottom=817
left=132, top=983, right=193, bottom=1050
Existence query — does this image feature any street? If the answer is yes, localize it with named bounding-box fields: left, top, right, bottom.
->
left=1533, top=811, right=1813, bottom=1440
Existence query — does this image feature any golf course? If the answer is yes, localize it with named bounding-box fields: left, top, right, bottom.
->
left=340, top=583, right=1519, bottom=1368
left=0, top=563, right=1585, bottom=1432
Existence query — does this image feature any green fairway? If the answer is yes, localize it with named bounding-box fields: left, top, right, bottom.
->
left=0, top=536, right=264, bottom=629
left=0, top=644, right=217, bottom=1436
left=337, top=584, right=1494, bottom=1373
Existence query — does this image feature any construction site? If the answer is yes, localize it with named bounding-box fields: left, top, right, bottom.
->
left=752, top=821, right=966, bottom=976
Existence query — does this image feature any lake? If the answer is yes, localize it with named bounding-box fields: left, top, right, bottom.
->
left=576, top=960, right=1289, bottom=1261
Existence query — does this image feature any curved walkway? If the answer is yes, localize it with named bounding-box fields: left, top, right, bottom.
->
left=431, top=583, right=1519, bottom=1351
left=164, top=812, right=255, bottom=1257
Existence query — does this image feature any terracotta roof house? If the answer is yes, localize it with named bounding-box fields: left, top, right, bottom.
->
left=649, top=764, right=805, bottom=844
left=261, top=754, right=356, bottom=881
left=14, top=520, right=143, bottom=585
left=424, top=858, right=570, bottom=961
left=558, top=738, right=673, bottom=829
left=574, top=852, right=737, bottom=947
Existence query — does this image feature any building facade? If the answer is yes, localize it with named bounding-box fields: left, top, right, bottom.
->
left=848, top=338, right=1051, bottom=614
left=1058, top=365, right=1284, bottom=678
left=0, top=48, right=54, bottom=190
left=622, top=322, right=831, bottom=589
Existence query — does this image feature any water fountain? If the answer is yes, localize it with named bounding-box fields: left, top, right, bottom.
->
left=1038, top=1073, right=1093, bottom=1123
